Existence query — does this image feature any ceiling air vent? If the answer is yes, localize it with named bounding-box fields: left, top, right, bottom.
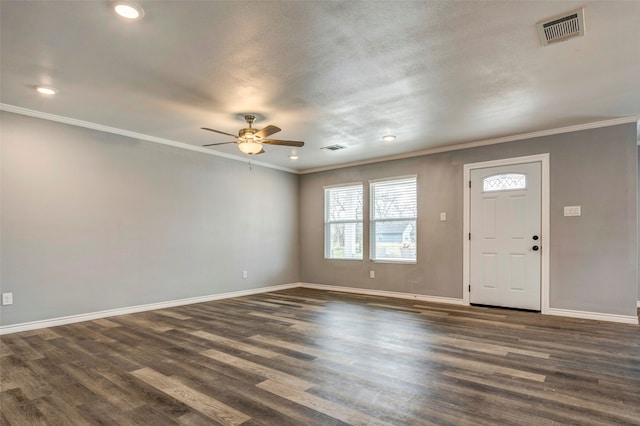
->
left=536, top=8, right=585, bottom=46
left=321, top=144, right=346, bottom=151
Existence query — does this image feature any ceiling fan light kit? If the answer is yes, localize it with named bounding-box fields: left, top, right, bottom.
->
left=201, top=114, right=304, bottom=156
left=238, top=141, right=264, bottom=155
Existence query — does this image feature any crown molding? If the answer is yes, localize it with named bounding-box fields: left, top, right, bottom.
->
left=0, top=104, right=298, bottom=174
left=2, top=104, right=637, bottom=176
left=300, top=115, right=640, bottom=174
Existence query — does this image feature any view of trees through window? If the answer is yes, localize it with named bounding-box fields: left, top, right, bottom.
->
left=324, top=178, right=416, bottom=262
left=370, top=177, right=417, bottom=262
left=324, top=184, right=363, bottom=259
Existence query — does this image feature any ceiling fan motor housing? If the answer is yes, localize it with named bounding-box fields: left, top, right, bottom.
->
left=239, top=128, right=259, bottom=140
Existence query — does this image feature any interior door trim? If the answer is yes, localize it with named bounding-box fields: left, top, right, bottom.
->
left=463, top=154, right=550, bottom=314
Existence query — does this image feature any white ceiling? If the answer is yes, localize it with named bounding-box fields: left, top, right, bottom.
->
left=1, top=1, right=639, bottom=172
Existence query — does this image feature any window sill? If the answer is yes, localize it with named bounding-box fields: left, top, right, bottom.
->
left=370, top=259, right=417, bottom=264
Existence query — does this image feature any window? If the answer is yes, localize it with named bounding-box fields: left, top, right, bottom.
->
left=370, top=176, right=417, bottom=262
left=325, top=184, right=363, bottom=259
left=483, top=173, right=526, bottom=192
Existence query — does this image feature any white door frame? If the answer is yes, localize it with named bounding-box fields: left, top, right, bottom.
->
left=463, top=154, right=550, bottom=313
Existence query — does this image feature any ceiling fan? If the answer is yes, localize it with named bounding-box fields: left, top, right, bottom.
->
left=201, top=114, right=304, bottom=155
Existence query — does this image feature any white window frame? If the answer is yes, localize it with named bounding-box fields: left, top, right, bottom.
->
left=369, top=175, right=417, bottom=264
left=324, top=183, right=363, bottom=260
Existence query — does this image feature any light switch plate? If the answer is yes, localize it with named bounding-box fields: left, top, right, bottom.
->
left=564, top=206, right=581, bottom=216
left=440, top=212, right=446, bottom=221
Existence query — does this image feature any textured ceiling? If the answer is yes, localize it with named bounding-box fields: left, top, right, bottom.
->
left=1, top=1, right=639, bottom=172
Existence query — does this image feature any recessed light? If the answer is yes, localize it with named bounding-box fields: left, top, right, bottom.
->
left=112, top=1, right=144, bottom=20
left=36, top=86, right=58, bottom=95
left=382, top=134, right=396, bottom=142
left=289, top=154, right=299, bottom=160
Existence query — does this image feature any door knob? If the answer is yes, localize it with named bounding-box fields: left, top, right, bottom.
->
left=532, top=235, right=539, bottom=240
left=532, top=245, right=539, bottom=251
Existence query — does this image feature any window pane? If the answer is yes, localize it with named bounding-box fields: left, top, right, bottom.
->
left=327, top=185, right=363, bottom=221
left=483, top=173, right=526, bottom=192
left=370, top=176, right=417, bottom=262
left=372, top=220, right=416, bottom=261
left=325, top=184, right=363, bottom=260
left=371, top=178, right=417, bottom=220
left=327, top=222, right=363, bottom=259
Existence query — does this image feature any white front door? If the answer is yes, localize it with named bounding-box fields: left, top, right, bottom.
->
left=469, top=162, right=541, bottom=310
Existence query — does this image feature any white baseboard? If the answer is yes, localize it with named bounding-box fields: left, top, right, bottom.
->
left=299, top=282, right=465, bottom=306
left=0, top=283, right=298, bottom=335
left=546, top=307, right=639, bottom=325
left=2, top=283, right=636, bottom=334
left=298, top=283, right=638, bottom=325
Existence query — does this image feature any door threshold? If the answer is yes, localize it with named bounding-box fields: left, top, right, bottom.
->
left=470, top=303, right=541, bottom=313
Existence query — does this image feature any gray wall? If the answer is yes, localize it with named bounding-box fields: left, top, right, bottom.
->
left=0, top=112, right=300, bottom=326
left=1, top=111, right=637, bottom=326
left=300, top=124, right=638, bottom=317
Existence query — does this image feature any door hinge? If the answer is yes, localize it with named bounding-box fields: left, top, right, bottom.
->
left=468, top=233, right=471, bottom=240
left=468, top=285, right=471, bottom=292
left=469, top=180, right=471, bottom=188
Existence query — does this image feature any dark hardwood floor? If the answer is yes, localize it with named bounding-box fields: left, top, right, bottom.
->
left=1, top=288, right=639, bottom=425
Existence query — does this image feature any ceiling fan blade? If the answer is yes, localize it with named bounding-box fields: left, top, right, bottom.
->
left=202, top=141, right=238, bottom=147
left=261, top=139, right=305, bottom=147
left=201, top=127, right=239, bottom=138
left=255, top=125, right=281, bottom=139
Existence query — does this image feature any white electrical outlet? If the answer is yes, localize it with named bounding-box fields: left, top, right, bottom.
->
left=2, top=293, right=13, bottom=306
left=564, top=206, right=581, bottom=216
left=369, top=270, right=375, bottom=279
left=242, top=270, right=248, bottom=279
left=440, top=212, right=447, bottom=221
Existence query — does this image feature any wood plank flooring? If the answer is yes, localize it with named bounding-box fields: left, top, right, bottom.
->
left=1, top=288, right=639, bottom=425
